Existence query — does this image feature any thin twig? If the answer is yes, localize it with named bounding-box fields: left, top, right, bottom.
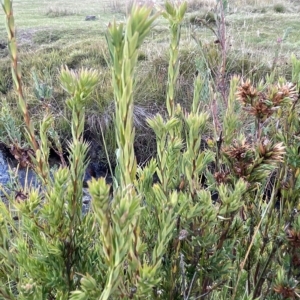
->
left=195, top=280, right=226, bottom=299
left=186, top=271, right=197, bottom=300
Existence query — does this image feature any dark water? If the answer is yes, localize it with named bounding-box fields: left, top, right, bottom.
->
left=0, top=150, right=10, bottom=185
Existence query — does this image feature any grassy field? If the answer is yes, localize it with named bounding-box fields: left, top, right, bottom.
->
left=0, top=1, right=114, bottom=48
left=0, top=0, right=300, bottom=164
left=1, top=0, right=299, bottom=60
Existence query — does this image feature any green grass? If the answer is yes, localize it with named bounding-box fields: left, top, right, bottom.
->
left=0, top=0, right=122, bottom=43
left=0, top=0, right=299, bottom=64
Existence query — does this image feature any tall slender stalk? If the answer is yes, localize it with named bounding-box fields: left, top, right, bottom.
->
left=1, top=0, right=51, bottom=183
left=2, top=0, right=38, bottom=151
left=106, top=5, right=158, bottom=188
left=60, top=66, right=99, bottom=293
left=162, top=1, right=187, bottom=118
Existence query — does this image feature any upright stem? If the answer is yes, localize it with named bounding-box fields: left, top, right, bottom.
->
left=1, top=0, right=53, bottom=183
left=163, top=1, right=187, bottom=118
left=2, top=0, right=38, bottom=151
left=217, top=0, right=227, bottom=106
left=106, top=6, right=158, bottom=187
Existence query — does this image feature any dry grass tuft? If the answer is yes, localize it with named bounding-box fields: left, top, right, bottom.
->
left=45, top=7, right=77, bottom=18
left=86, top=103, right=156, bottom=134
left=86, top=103, right=157, bottom=165
left=187, top=0, right=217, bottom=11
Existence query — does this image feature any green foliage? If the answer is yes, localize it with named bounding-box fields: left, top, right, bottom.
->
left=0, top=65, right=99, bottom=298
left=31, top=69, right=53, bottom=102
left=105, top=4, right=158, bottom=187
left=2, top=0, right=300, bottom=299
left=0, top=100, right=23, bottom=146
left=273, top=3, right=286, bottom=13
left=163, top=0, right=187, bottom=117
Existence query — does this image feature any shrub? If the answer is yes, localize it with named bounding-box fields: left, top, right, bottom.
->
left=190, top=11, right=216, bottom=26
left=2, top=0, right=300, bottom=299
left=187, top=0, right=217, bottom=12
left=273, top=3, right=286, bottom=13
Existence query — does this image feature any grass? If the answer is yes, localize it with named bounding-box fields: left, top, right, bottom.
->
left=0, top=0, right=119, bottom=43
left=45, top=7, right=78, bottom=18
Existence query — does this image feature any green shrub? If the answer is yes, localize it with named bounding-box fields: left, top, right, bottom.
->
left=2, top=0, right=300, bottom=299
left=190, top=11, right=216, bottom=26
left=273, top=3, right=286, bottom=13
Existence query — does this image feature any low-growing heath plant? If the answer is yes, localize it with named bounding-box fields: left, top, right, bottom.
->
left=1, top=0, right=300, bottom=300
